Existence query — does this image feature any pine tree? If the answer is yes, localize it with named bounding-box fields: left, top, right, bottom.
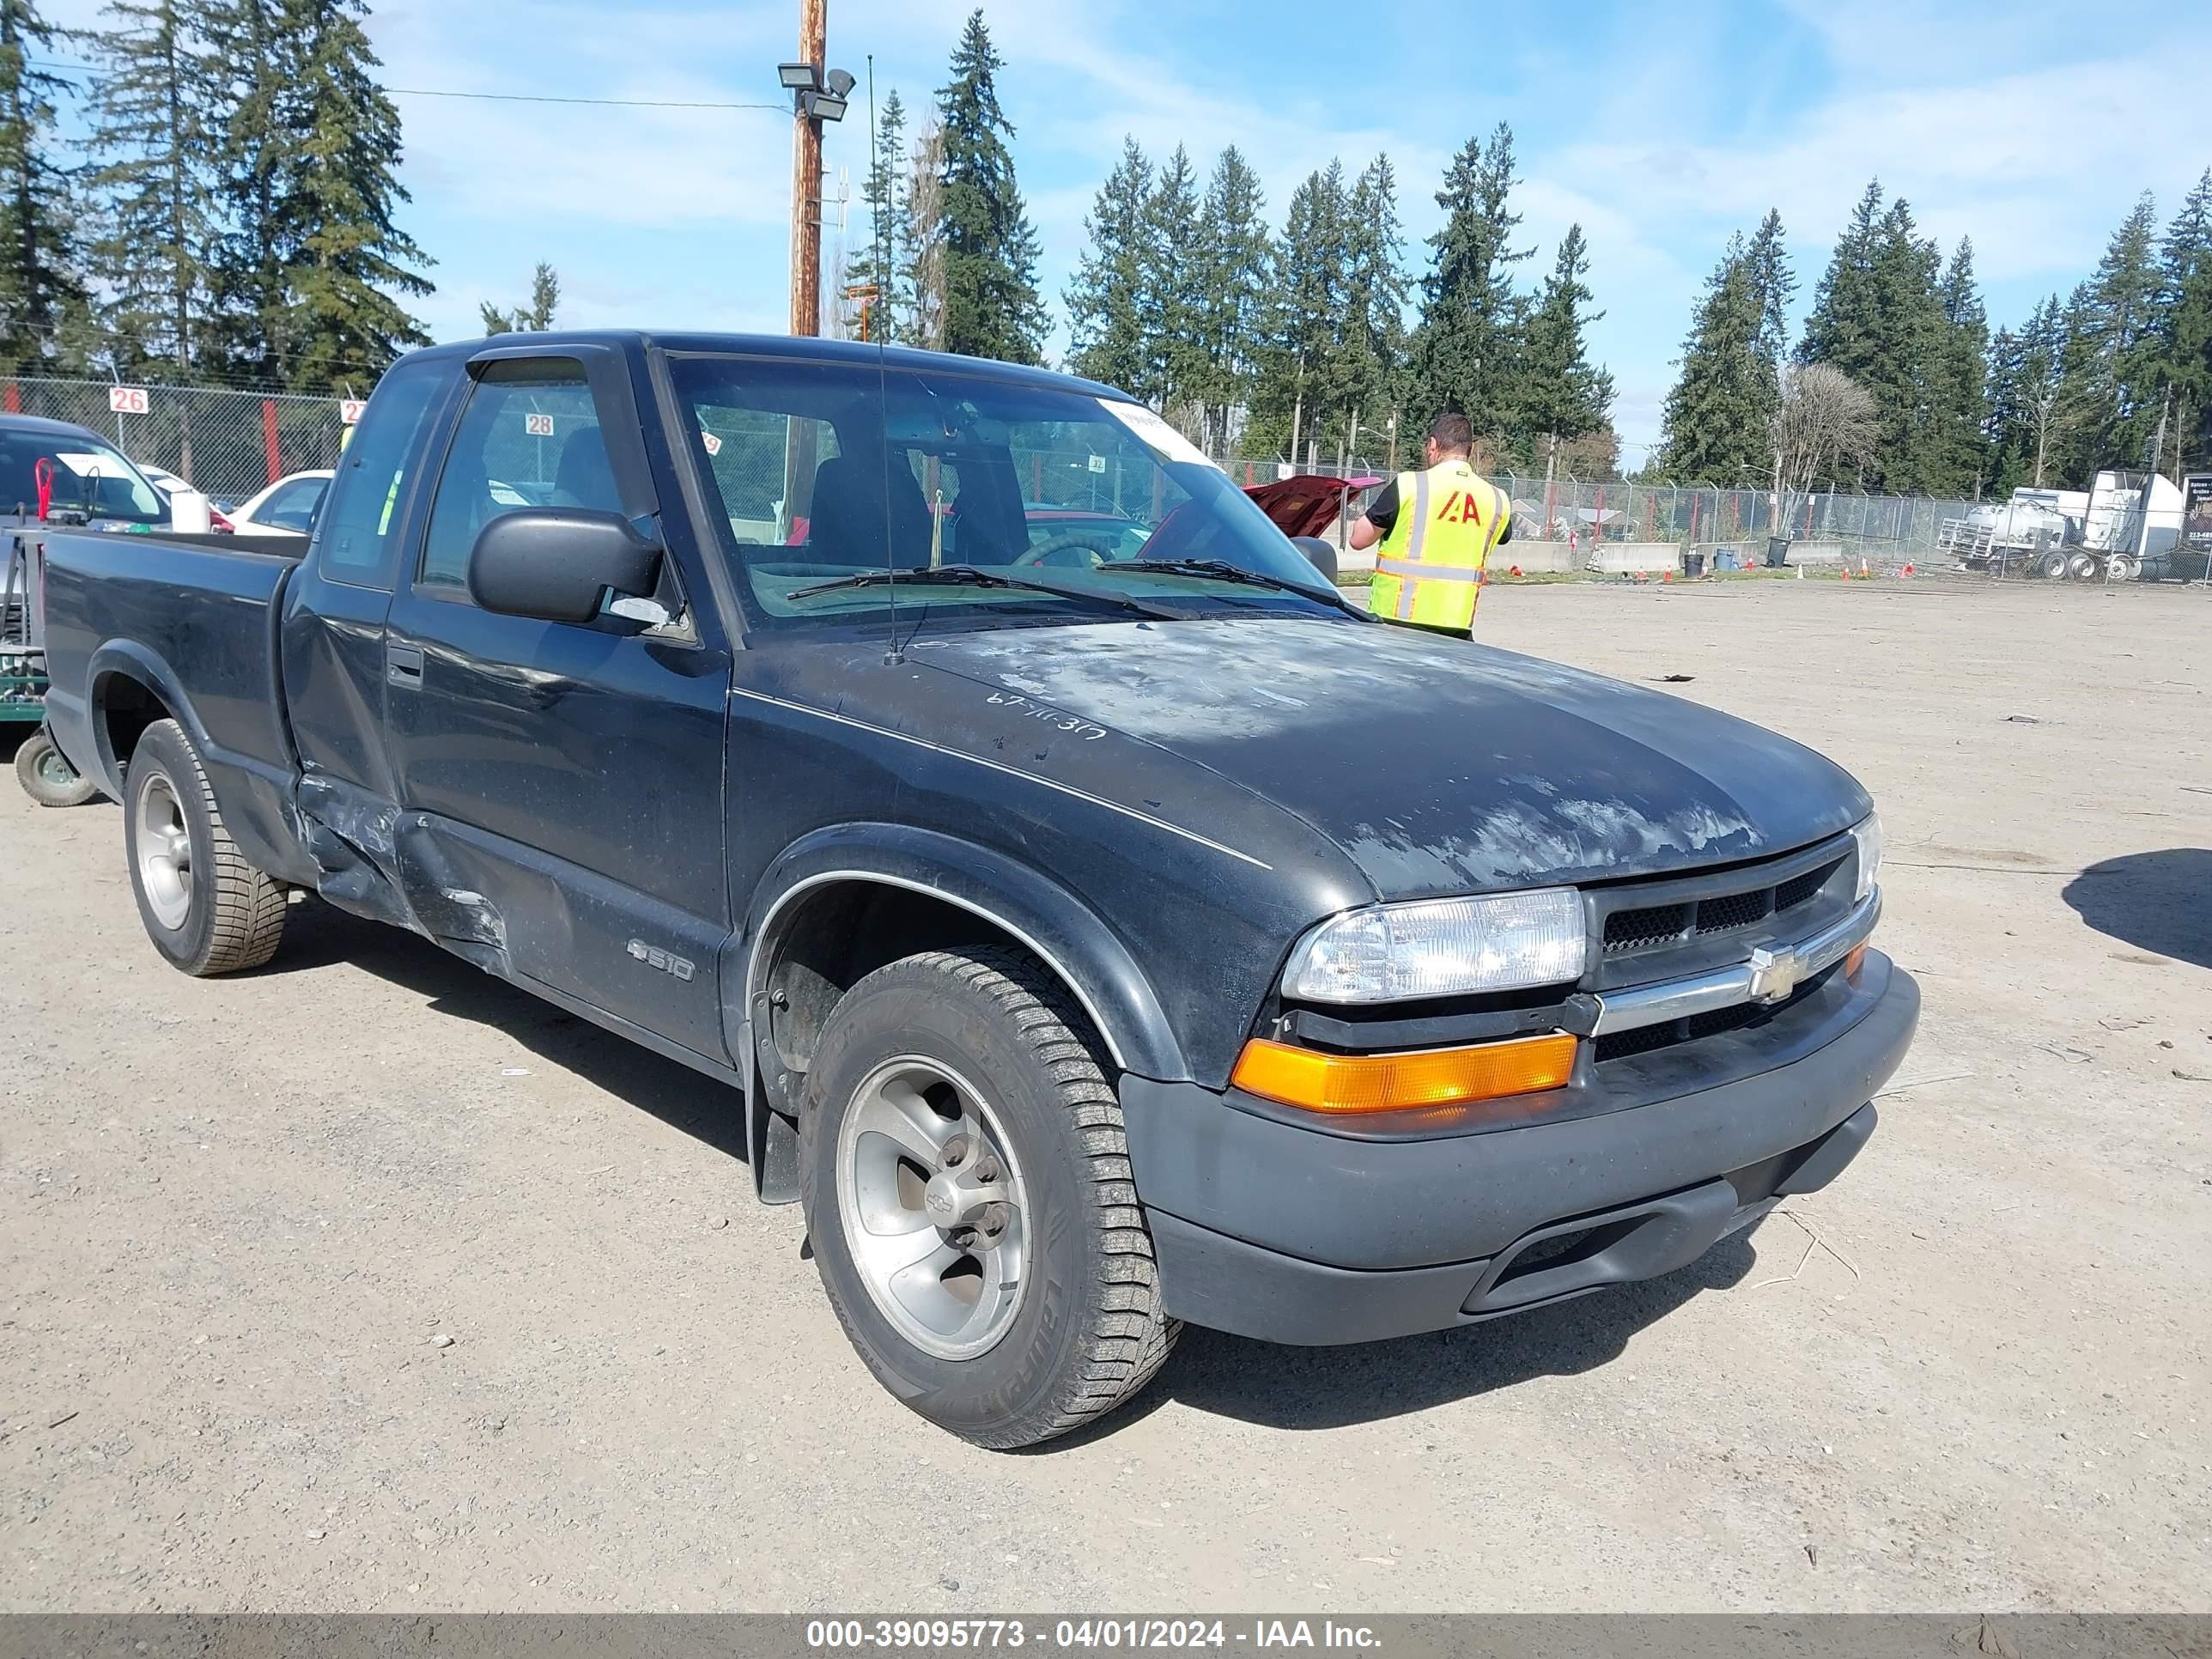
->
left=1248, top=162, right=1347, bottom=460
left=1799, top=179, right=1883, bottom=372
left=1064, top=136, right=1150, bottom=395
left=1986, top=295, right=2072, bottom=489
left=2149, top=170, right=2212, bottom=474
left=0, top=0, right=87, bottom=373
left=933, top=10, right=1042, bottom=365
left=480, top=263, right=558, bottom=335
left=1930, top=238, right=1990, bottom=495
left=846, top=86, right=907, bottom=343
left=204, top=0, right=288, bottom=379
left=1658, top=234, right=1768, bottom=482
left=1188, top=144, right=1269, bottom=454
left=85, top=0, right=225, bottom=376
left=1338, top=154, right=1410, bottom=464
left=1515, top=223, right=1613, bottom=479
left=1139, top=143, right=1204, bottom=416
left=1800, top=182, right=1946, bottom=490
left=1743, top=210, right=1796, bottom=384
left=2055, top=191, right=2163, bottom=477
left=272, top=0, right=431, bottom=391
left=1407, top=122, right=1530, bottom=446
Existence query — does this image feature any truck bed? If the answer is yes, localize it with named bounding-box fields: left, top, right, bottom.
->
left=39, top=528, right=306, bottom=870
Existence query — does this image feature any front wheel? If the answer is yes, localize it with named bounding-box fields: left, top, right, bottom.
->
left=15, top=726, right=97, bottom=807
left=122, top=719, right=289, bottom=975
left=799, top=947, right=1179, bottom=1448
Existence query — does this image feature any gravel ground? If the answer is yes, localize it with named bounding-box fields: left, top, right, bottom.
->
left=3, top=575, right=2209, bottom=1613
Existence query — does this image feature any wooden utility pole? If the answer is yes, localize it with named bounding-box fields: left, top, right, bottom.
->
left=788, top=0, right=827, bottom=337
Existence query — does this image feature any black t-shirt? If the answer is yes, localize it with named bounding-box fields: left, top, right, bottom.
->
left=1361, top=472, right=1510, bottom=544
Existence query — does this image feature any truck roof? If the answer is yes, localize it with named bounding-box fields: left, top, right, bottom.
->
left=0, top=410, right=122, bottom=446
left=413, top=330, right=1136, bottom=404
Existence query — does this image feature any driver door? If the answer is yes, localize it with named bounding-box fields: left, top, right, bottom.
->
left=380, top=346, right=734, bottom=1060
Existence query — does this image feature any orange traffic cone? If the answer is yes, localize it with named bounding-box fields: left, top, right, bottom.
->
left=1901, top=562, right=1914, bottom=577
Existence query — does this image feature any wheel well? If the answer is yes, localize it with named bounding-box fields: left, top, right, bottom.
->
left=95, top=672, right=174, bottom=773
left=760, top=883, right=1036, bottom=1092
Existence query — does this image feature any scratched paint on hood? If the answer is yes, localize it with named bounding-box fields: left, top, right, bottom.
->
left=908, top=617, right=1871, bottom=899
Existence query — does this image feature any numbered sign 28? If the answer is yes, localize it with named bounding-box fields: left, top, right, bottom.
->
left=108, top=386, right=150, bottom=415
left=524, top=412, right=556, bottom=438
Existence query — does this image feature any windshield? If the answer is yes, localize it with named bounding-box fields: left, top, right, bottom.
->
left=669, top=354, right=1346, bottom=632
left=0, top=429, right=167, bottom=523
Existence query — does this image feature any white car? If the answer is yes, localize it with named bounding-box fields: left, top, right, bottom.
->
left=130, top=462, right=225, bottom=532
left=228, top=468, right=334, bottom=537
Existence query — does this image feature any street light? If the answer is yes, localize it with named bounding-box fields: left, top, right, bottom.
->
left=778, top=62, right=821, bottom=90
left=801, top=86, right=848, bottom=122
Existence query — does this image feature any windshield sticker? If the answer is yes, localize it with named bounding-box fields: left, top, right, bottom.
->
left=52, top=451, right=117, bottom=478
left=1096, top=399, right=1220, bottom=471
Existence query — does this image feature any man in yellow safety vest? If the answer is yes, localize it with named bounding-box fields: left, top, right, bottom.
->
left=1348, top=411, right=1512, bottom=639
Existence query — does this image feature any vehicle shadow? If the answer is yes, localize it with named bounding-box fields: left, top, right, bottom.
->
left=1036, top=1236, right=1759, bottom=1446
left=265, top=899, right=750, bottom=1164
left=2062, top=848, right=2212, bottom=969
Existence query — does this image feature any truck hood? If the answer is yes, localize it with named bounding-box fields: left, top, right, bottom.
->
left=905, top=617, right=1870, bottom=899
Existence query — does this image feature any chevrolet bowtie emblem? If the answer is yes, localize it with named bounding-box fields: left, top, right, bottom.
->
left=1746, top=944, right=1806, bottom=1004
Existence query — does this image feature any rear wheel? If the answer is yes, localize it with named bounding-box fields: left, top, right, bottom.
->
left=15, top=727, right=96, bottom=807
left=123, top=719, right=288, bottom=975
left=799, top=947, right=1178, bottom=1448
left=2034, top=550, right=2069, bottom=580
left=2067, top=551, right=2101, bottom=581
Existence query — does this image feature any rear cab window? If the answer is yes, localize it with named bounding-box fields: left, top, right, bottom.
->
left=313, top=357, right=457, bottom=586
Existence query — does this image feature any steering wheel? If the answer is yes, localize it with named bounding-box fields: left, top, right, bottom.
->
left=1012, top=535, right=1112, bottom=570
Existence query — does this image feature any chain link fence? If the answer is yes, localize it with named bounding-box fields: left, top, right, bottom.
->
left=1, top=374, right=350, bottom=508
left=1221, top=453, right=1993, bottom=568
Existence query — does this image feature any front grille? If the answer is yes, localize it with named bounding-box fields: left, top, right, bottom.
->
left=1593, top=967, right=1832, bottom=1064
left=1601, top=854, right=1842, bottom=957
left=1603, top=902, right=1690, bottom=951
left=1696, top=888, right=1771, bottom=933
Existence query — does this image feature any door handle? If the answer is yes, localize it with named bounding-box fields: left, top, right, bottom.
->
left=386, top=642, right=424, bottom=689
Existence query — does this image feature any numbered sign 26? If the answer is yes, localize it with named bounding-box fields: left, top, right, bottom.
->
left=108, top=386, right=150, bottom=415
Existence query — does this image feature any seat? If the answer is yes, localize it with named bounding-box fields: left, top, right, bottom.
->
left=552, top=427, right=619, bottom=511
left=805, top=453, right=932, bottom=568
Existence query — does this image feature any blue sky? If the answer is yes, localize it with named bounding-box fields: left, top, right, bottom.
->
left=43, top=0, right=2212, bottom=462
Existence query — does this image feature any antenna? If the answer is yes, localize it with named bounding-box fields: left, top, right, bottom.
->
left=871, top=54, right=902, bottom=665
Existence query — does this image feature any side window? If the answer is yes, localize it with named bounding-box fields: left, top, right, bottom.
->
left=420, top=359, right=623, bottom=590
left=260, top=477, right=323, bottom=532
left=314, top=357, right=452, bottom=583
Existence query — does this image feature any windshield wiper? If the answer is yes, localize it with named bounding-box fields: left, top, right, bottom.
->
left=787, top=562, right=1168, bottom=617
left=1101, top=558, right=1368, bottom=617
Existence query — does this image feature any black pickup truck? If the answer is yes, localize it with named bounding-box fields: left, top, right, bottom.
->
left=39, top=331, right=1917, bottom=1447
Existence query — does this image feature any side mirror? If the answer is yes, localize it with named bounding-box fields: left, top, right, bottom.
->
left=467, top=507, right=662, bottom=624
left=1291, top=535, right=1338, bottom=582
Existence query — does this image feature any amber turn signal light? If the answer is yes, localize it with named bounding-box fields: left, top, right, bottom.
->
left=1231, top=1032, right=1578, bottom=1115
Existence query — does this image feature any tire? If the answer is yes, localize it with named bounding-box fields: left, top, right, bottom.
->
left=15, top=727, right=97, bottom=807
left=122, top=719, right=288, bottom=975
left=2067, top=551, right=2100, bottom=581
left=2105, top=553, right=2139, bottom=583
left=799, top=946, right=1179, bottom=1449
left=2034, top=551, right=2069, bottom=580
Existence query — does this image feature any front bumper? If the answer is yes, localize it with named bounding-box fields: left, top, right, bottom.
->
left=1121, top=951, right=1918, bottom=1346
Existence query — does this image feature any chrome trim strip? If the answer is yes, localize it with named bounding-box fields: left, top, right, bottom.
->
left=746, top=870, right=1131, bottom=1071
left=728, top=687, right=1273, bottom=871
left=1589, top=889, right=1882, bottom=1036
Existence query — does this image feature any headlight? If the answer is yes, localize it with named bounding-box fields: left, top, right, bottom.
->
left=1850, top=812, right=1883, bottom=902
left=1284, top=888, right=1587, bottom=1004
